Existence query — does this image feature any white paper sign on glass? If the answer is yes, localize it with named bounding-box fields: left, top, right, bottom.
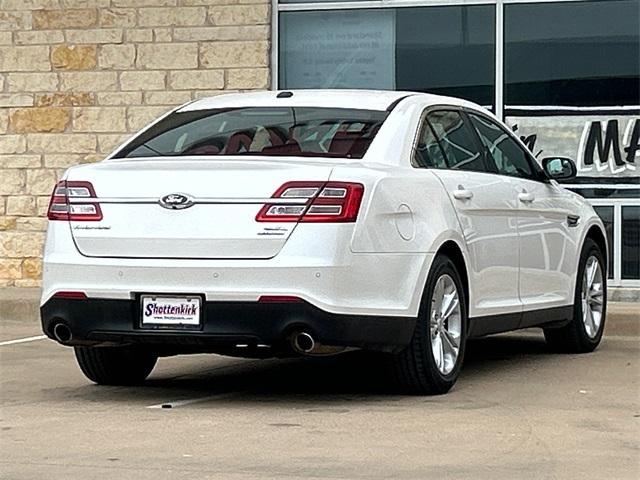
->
left=280, top=9, right=396, bottom=90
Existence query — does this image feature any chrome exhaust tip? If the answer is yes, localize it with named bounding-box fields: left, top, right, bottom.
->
left=53, top=323, right=72, bottom=343
left=290, top=331, right=349, bottom=356
left=292, top=331, right=315, bottom=354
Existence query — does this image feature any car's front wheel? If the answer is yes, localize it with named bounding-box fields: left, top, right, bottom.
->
left=392, top=254, right=467, bottom=395
left=74, top=346, right=157, bottom=385
left=544, top=238, right=606, bottom=353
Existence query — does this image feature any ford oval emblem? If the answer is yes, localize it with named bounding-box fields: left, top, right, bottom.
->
left=159, top=193, right=194, bottom=210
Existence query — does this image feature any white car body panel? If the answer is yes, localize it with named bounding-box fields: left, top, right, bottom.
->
left=42, top=90, right=607, bottom=345
left=176, top=90, right=413, bottom=114
left=432, top=169, right=522, bottom=318
left=67, top=158, right=335, bottom=259
left=43, top=219, right=431, bottom=317
left=515, top=178, right=583, bottom=309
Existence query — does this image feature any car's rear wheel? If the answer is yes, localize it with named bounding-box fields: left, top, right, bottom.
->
left=544, top=238, right=606, bottom=353
left=74, top=346, right=157, bottom=385
left=392, top=254, right=467, bottom=395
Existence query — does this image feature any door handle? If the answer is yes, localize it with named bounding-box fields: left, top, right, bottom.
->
left=453, top=187, right=473, bottom=200
left=518, top=190, right=535, bottom=203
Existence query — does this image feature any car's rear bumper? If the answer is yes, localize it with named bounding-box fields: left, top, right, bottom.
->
left=42, top=222, right=433, bottom=318
left=41, top=297, right=416, bottom=354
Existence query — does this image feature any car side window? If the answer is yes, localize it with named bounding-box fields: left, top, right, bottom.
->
left=468, top=113, right=535, bottom=179
left=427, top=110, right=487, bottom=173
left=414, top=117, right=448, bottom=169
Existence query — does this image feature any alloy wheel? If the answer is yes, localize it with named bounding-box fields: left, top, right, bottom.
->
left=582, top=255, right=604, bottom=339
left=430, top=274, right=462, bottom=375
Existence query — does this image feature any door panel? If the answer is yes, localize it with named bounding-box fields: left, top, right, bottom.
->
left=423, top=109, right=522, bottom=321
left=466, top=111, right=577, bottom=314
left=515, top=179, right=580, bottom=314
left=433, top=170, right=522, bottom=320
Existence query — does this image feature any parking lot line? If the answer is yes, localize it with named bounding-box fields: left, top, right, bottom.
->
left=146, top=393, right=236, bottom=409
left=0, top=335, right=47, bottom=347
left=604, top=335, right=639, bottom=342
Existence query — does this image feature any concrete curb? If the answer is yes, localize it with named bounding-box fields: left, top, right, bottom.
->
left=609, top=287, right=640, bottom=302
left=0, top=288, right=41, bottom=323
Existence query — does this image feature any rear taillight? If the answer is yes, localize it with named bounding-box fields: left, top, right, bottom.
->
left=256, top=181, right=364, bottom=223
left=47, top=181, right=102, bottom=221
left=53, top=291, right=88, bottom=299
left=258, top=295, right=303, bottom=303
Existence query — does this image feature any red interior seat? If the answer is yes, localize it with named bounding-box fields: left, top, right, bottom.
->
left=261, top=139, right=302, bottom=155
left=224, top=131, right=254, bottom=154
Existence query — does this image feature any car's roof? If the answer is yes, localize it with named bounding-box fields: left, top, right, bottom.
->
left=179, top=89, right=480, bottom=113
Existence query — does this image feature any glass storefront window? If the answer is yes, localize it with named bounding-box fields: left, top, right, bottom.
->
left=505, top=0, right=640, bottom=107
left=622, top=206, right=640, bottom=279
left=279, top=5, right=495, bottom=107
left=593, top=206, right=614, bottom=279
left=395, top=6, right=494, bottom=107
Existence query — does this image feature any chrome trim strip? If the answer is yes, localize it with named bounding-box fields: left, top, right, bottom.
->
left=562, top=184, right=640, bottom=190
left=67, top=197, right=309, bottom=205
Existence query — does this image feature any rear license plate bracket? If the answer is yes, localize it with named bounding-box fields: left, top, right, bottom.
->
left=139, top=294, right=203, bottom=330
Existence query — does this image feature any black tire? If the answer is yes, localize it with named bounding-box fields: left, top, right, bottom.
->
left=74, top=346, right=157, bottom=385
left=392, top=254, right=468, bottom=395
left=544, top=238, right=607, bottom=353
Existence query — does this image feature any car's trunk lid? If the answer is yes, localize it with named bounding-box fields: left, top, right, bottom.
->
left=67, top=157, right=333, bottom=259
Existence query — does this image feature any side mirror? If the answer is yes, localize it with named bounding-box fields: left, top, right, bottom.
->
left=542, top=157, right=577, bottom=181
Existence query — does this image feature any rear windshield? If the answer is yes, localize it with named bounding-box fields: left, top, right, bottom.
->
left=114, top=107, right=388, bottom=159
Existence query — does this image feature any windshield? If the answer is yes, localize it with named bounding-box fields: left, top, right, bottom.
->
left=115, top=107, right=389, bottom=159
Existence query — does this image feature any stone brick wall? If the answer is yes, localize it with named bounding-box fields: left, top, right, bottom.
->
left=0, top=0, right=271, bottom=287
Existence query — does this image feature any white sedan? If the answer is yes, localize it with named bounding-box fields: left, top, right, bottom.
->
left=41, top=90, right=607, bottom=394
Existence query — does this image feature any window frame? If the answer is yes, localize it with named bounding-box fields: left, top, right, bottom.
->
left=412, top=108, right=449, bottom=170
left=411, top=104, right=551, bottom=183
left=589, top=198, right=640, bottom=286
left=462, top=107, right=549, bottom=183
left=621, top=205, right=640, bottom=280
left=411, top=105, right=495, bottom=174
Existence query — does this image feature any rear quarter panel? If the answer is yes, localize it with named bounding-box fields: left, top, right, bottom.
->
left=341, top=166, right=466, bottom=254
left=329, top=164, right=469, bottom=317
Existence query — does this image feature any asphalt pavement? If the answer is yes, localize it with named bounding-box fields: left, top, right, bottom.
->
left=0, top=304, right=638, bottom=480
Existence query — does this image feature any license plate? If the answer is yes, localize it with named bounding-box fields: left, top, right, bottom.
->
left=140, top=295, right=201, bottom=328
